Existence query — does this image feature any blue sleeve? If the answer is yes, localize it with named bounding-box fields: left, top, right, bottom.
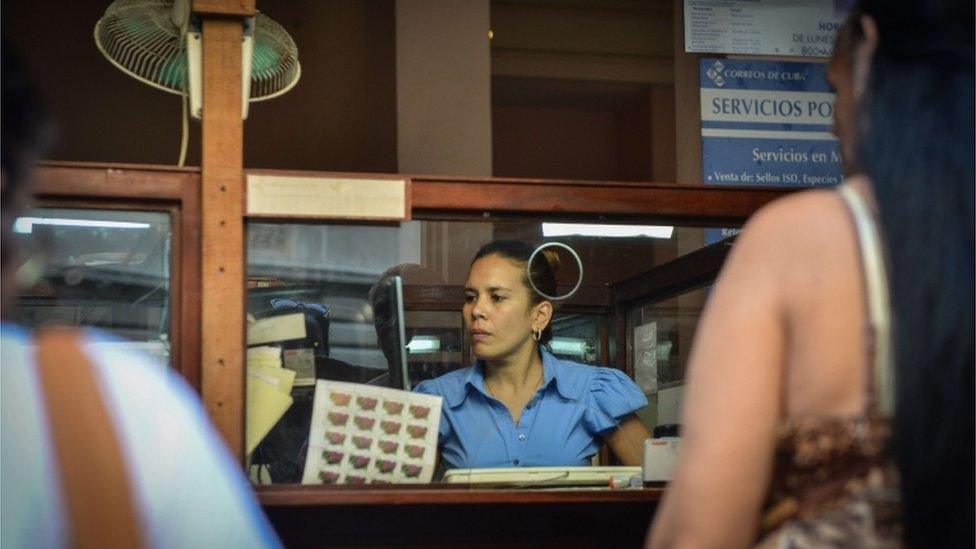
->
left=413, top=379, right=451, bottom=444
left=581, top=367, right=648, bottom=436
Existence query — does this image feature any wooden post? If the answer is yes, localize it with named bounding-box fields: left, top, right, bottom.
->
left=672, top=0, right=703, bottom=186
left=199, top=15, right=246, bottom=460
left=193, top=0, right=254, bottom=17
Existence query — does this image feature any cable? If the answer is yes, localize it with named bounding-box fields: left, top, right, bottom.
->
left=177, top=93, right=188, bottom=167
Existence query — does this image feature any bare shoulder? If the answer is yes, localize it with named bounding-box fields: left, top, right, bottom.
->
left=725, top=186, right=861, bottom=301
left=737, top=187, right=853, bottom=254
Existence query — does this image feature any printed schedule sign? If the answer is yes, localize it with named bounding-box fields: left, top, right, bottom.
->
left=684, top=0, right=853, bottom=57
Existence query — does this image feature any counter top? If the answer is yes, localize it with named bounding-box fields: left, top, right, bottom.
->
left=257, top=484, right=664, bottom=547
left=256, top=483, right=665, bottom=506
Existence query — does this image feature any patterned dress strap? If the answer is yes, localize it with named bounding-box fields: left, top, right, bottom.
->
left=838, top=183, right=894, bottom=418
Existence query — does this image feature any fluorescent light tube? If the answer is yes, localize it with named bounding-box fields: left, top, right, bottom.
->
left=542, top=223, right=674, bottom=238
left=406, top=335, right=440, bottom=354
left=13, top=217, right=152, bottom=234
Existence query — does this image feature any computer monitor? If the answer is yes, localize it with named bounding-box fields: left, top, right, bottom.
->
left=374, top=274, right=411, bottom=390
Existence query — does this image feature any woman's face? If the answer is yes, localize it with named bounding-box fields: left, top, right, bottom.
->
left=463, top=254, right=545, bottom=362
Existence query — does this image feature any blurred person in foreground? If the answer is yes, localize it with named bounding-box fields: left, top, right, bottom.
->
left=648, top=1, right=973, bottom=547
left=0, top=45, right=281, bottom=548
left=826, top=3, right=862, bottom=179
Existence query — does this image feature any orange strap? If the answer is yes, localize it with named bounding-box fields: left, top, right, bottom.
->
left=35, top=329, right=144, bottom=549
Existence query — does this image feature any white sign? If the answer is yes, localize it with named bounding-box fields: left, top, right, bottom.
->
left=247, top=174, right=409, bottom=221
left=684, top=0, right=852, bottom=57
left=633, top=322, right=658, bottom=393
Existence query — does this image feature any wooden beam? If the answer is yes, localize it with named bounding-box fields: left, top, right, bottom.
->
left=410, top=179, right=786, bottom=225
left=610, top=237, right=734, bottom=306
left=672, top=0, right=704, bottom=185
left=34, top=163, right=197, bottom=201
left=201, top=17, right=245, bottom=460
left=192, top=0, right=254, bottom=17
left=492, top=50, right=674, bottom=85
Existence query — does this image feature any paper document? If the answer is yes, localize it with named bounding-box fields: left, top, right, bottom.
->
left=283, top=347, right=316, bottom=386
left=301, top=380, right=442, bottom=485
left=249, top=364, right=296, bottom=394
left=247, top=313, right=306, bottom=346
left=246, top=376, right=294, bottom=455
left=633, top=321, right=658, bottom=393
left=247, top=345, right=283, bottom=369
left=247, top=345, right=283, bottom=360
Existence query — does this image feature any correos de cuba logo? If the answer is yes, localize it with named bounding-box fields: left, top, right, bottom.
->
left=706, top=60, right=725, bottom=88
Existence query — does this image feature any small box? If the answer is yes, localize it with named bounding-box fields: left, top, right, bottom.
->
left=643, top=437, right=680, bottom=482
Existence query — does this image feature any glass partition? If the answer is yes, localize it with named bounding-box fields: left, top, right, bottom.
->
left=549, top=313, right=605, bottom=365
left=629, top=285, right=712, bottom=437
left=8, top=206, right=173, bottom=365
left=245, top=217, right=732, bottom=484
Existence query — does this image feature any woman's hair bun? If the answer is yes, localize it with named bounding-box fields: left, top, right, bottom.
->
left=541, top=248, right=561, bottom=272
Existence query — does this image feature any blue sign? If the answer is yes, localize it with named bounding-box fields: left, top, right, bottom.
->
left=701, top=58, right=841, bottom=243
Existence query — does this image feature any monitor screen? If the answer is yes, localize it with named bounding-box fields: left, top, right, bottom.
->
left=375, top=275, right=410, bottom=390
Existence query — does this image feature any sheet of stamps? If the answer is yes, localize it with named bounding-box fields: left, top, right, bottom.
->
left=301, top=380, right=442, bottom=484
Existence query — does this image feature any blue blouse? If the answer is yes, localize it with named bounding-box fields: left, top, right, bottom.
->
left=414, top=350, right=647, bottom=469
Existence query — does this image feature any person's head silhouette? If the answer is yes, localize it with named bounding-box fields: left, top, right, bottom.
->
left=368, top=263, right=449, bottom=388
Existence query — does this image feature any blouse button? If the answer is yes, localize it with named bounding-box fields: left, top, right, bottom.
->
left=518, top=433, right=526, bottom=441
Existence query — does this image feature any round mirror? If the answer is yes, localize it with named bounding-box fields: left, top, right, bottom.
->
left=527, top=242, right=583, bottom=301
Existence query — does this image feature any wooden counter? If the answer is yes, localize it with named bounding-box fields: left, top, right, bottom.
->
left=257, top=484, right=663, bottom=548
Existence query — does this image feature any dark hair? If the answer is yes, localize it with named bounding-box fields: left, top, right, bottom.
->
left=2, top=42, right=54, bottom=309
left=472, top=240, right=559, bottom=345
left=1, top=42, right=52, bottom=211
left=369, top=263, right=445, bottom=367
left=855, top=1, right=974, bottom=546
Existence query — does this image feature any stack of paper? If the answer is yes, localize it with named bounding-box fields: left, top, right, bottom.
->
left=246, top=345, right=296, bottom=455
left=247, top=313, right=306, bottom=346
left=247, top=312, right=316, bottom=386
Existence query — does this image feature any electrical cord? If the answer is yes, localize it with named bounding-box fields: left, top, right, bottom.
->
left=178, top=93, right=188, bottom=167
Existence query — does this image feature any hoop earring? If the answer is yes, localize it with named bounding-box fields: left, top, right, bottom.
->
left=533, top=330, right=542, bottom=342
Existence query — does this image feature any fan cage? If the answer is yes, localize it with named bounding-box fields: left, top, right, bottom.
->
left=94, top=0, right=300, bottom=101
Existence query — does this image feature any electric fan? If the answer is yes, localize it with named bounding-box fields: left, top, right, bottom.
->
left=94, top=0, right=300, bottom=162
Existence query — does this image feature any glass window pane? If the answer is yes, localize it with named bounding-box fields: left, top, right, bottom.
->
left=246, top=218, right=732, bottom=484
left=629, top=285, right=711, bottom=438
left=8, top=207, right=172, bottom=365
left=550, top=313, right=604, bottom=365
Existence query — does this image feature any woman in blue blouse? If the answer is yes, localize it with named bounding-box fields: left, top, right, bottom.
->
left=416, top=240, right=651, bottom=469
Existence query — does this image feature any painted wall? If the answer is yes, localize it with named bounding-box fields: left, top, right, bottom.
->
left=3, top=0, right=676, bottom=180
left=1, top=0, right=398, bottom=172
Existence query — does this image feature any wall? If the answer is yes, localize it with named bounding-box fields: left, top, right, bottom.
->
left=493, top=106, right=618, bottom=180
left=1, top=0, right=397, bottom=172
left=3, top=0, right=680, bottom=182
left=489, top=0, right=676, bottom=182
